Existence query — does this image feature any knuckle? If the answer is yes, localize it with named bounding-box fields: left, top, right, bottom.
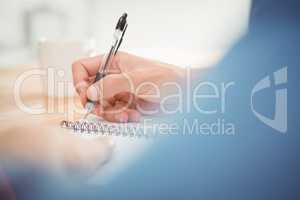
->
left=71, top=60, right=80, bottom=73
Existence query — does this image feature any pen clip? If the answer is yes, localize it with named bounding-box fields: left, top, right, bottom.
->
left=115, top=13, right=127, bottom=31
left=114, top=23, right=128, bottom=55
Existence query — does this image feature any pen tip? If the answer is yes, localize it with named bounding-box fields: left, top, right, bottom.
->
left=82, top=112, right=90, bottom=120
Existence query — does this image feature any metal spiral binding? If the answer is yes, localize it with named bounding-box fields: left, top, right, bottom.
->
left=60, top=120, right=149, bottom=138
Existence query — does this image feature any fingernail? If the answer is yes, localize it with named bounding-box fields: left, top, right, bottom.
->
left=87, top=85, right=99, bottom=101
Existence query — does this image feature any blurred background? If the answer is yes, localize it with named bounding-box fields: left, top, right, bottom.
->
left=1, top=0, right=300, bottom=199
left=0, top=0, right=251, bottom=67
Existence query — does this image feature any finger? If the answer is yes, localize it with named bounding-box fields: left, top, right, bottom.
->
left=126, top=109, right=141, bottom=122
left=114, top=92, right=136, bottom=109
left=102, top=100, right=141, bottom=123
left=86, top=73, right=134, bottom=103
left=103, top=105, right=129, bottom=123
left=79, top=88, right=88, bottom=106
left=92, top=103, right=103, bottom=117
left=72, top=55, right=103, bottom=94
left=136, top=98, right=160, bottom=115
left=103, top=108, right=140, bottom=123
left=106, top=92, right=136, bottom=109
left=93, top=99, right=114, bottom=117
left=86, top=68, right=166, bottom=103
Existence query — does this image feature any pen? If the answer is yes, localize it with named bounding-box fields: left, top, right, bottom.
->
left=83, top=13, right=128, bottom=119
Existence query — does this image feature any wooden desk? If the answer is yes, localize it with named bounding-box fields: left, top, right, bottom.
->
left=0, top=66, right=113, bottom=178
left=0, top=66, right=84, bottom=121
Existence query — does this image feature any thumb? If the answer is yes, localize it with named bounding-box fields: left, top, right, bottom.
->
left=86, top=73, right=135, bottom=102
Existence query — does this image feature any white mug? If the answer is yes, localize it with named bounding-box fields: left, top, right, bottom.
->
left=38, top=39, right=96, bottom=97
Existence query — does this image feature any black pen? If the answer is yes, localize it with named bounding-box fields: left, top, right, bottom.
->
left=83, top=13, right=128, bottom=119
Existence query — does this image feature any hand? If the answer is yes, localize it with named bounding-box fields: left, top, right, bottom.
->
left=72, top=52, right=183, bottom=122
left=0, top=113, right=115, bottom=181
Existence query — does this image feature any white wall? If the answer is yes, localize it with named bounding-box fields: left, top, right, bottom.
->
left=92, top=0, right=251, bottom=67
left=0, top=0, right=251, bottom=67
